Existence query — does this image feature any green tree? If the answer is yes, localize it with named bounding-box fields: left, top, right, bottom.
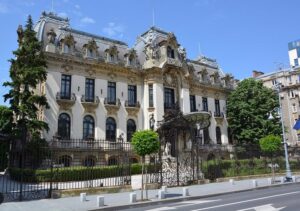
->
left=3, top=16, right=48, bottom=153
left=259, top=135, right=282, bottom=182
left=0, top=105, right=13, bottom=171
left=227, top=78, right=281, bottom=147
left=131, top=130, right=160, bottom=200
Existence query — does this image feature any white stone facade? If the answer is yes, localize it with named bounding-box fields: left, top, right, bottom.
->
left=34, top=12, right=235, bottom=146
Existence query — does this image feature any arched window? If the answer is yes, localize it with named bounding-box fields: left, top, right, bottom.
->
left=83, top=115, right=94, bottom=139
left=58, top=113, right=71, bottom=139
left=216, top=126, right=222, bottom=145
left=106, top=117, right=116, bottom=141
left=167, top=46, right=175, bottom=59
left=203, top=128, right=210, bottom=144
left=127, top=119, right=136, bottom=142
left=83, top=156, right=96, bottom=167
left=130, top=157, right=139, bottom=164
left=58, top=155, right=72, bottom=167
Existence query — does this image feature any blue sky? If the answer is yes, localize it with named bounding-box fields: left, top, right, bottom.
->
left=0, top=0, right=299, bottom=105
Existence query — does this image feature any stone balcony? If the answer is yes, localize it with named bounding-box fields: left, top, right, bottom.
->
left=125, top=100, right=140, bottom=116
left=165, top=57, right=182, bottom=67
left=56, top=92, right=76, bottom=110
left=81, top=95, right=100, bottom=112
left=104, top=98, right=121, bottom=115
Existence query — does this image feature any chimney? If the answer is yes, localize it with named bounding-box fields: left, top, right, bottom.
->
left=252, top=70, right=264, bottom=78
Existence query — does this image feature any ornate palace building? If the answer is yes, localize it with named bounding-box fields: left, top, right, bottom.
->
left=34, top=12, right=236, bottom=166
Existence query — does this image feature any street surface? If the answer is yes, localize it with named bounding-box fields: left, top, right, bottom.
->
left=125, top=183, right=300, bottom=211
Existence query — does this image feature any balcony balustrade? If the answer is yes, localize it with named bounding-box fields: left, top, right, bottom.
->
left=56, top=92, right=76, bottom=109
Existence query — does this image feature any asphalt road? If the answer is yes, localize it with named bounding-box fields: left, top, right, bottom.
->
left=124, top=183, right=300, bottom=211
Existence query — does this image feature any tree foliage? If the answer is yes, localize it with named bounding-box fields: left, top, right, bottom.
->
left=3, top=15, right=48, bottom=142
left=259, top=135, right=282, bottom=156
left=0, top=105, right=13, bottom=135
left=131, top=130, right=160, bottom=157
left=227, top=78, right=281, bottom=145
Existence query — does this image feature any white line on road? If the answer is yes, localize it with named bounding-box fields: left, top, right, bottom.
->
left=237, top=204, right=285, bottom=211
left=145, top=199, right=220, bottom=211
left=191, top=191, right=300, bottom=211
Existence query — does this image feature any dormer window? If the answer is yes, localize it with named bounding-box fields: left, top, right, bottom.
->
left=110, top=54, right=115, bottom=62
left=87, top=49, right=94, bottom=57
left=124, top=49, right=138, bottom=67
left=64, top=44, right=70, bottom=53
left=167, top=46, right=175, bottom=59
left=83, top=39, right=98, bottom=59
left=60, top=34, right=76, bottom=54
left=105, top=45, right=118, bottom=63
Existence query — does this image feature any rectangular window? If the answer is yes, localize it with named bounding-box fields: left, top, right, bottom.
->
left=85, top=78, right=95, bottom=102
left=215, top=99, right=221, bottom=116
left=107, top=82, right=116, bottom=104
left=202, top=97, right=208, bottom=112
left=294, top=59, right=299, bottom=67
left=149, top=84, right=153, bottom=107
left=272, top=79, right=277, bottom=85
left=190, top=95, right=197, bottom=112
left=61, top=74, right=71, bottom=99
left=128, top=85, right=137, bottom=106
left=164, top=87, right=175, bottom=109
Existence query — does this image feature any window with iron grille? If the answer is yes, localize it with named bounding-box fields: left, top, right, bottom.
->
left=149, top=84, right=153, bottom=107
left=58, top=113, right=71, bottom=139
left=85, top=78, right=95, bottom=102
left=107, top=82, right=116, bottom=104
left=83, top=115, right=94, bottom=139
left=164, top=87, right=175, bottom=109
left=215, top=99, right=221, bottom=116
left=202, top=97, right=208, bottom=112
left=60, top=74, right=71, bottom=99
left=128, top=85, right=137, bottom=106
left=190, top=95, right=197, bottom=112
left=106, top=117, right=116, bottom=141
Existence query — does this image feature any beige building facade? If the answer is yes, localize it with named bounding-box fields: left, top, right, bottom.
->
left=33, top=12, right=236, bottom=166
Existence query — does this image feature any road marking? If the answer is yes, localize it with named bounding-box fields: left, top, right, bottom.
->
left=146, top=207, right=176, bottom=211
left=237, top=204, right=285, bottom=211
left=179, top=199, right=221, bottom=205
left=191, top=191, right=300, bottom=211
left=145, top=200, right=220, bottom=211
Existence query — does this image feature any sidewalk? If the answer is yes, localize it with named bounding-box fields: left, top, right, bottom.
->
left=0, top=176, right=298, bottom=211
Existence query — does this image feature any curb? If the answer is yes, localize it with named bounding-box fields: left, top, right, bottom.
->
left=89, top=181, right=300, bottom=211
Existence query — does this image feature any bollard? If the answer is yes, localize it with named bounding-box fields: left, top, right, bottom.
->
left=162, top=186, right=168, bottom=193
left=158, top=190, right=165, bottom=199
left=229, top=179, right=235, bottom=185
left=130, top=192, right=137, bottom=203
left=96, top=196, right=104, bottom=207
left=252, top=180, right=257, bottom=188
left=182, top=187, right=189, bottom=197
left=80, top=193, right=86, bottom=202
left=292, top=176, right=296, bottom=182
left=280, top=177, right=284, bottom=184
left=267, top=178, right=273, bottom=185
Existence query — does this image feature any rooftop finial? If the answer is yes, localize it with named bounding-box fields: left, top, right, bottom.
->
left=152, top=8, right=155, bottom=27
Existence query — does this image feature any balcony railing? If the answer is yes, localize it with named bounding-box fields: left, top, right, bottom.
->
left=214, top=112, right=224, bottom=118
left=125, top=100, right=140, bottom=107
left=104, top=98, right=121, bottom=106
left=50, top=139, right=132, bottom=150
left=56, top=92, right=76, bottom=101
left=81, top=95, right=100, bottom=104
left=56, top=92, right=76, bottom=109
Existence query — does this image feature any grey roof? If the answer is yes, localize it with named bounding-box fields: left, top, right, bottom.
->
left=60, top=27, right=128, bottom=46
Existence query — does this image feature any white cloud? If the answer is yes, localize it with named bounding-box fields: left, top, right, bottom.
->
left=80, top=17, right=95, bottom=24
left=102, top=22, right=125, bottom=37
left=0, top=3, right=8, bottom=14
left=58, top=12, right=68, bottom=18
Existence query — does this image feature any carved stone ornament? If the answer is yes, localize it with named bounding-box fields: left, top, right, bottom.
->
left=47, top=28, right=57, bottom=44
left=163, top=73, right=177, bottom=87
left=83, top=39, right=98, bottom=50
left=108, top=72, right=117, bottom=80
left=85, top=68, right=96, bottom=76
left=105, top=45, right=119, bottom=55
left=62, top=33, right=76, bottom=46
left=61, top=64, right=73, bottom=72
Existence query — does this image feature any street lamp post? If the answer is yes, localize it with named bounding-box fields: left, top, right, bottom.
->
left=274, top=83, right=292, bottom=182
